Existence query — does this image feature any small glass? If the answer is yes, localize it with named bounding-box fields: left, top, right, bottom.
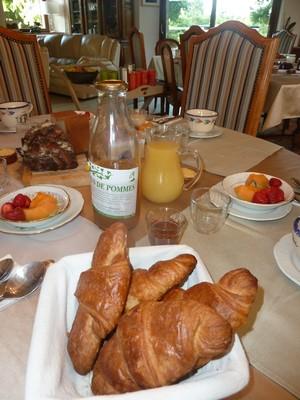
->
left=0, top=157, right=7, bottom=192
left=129, top=108, right=148, bottom=129
left=190, top=187, right=231, bottom=234
left=146, top=207, right=187, bottom=245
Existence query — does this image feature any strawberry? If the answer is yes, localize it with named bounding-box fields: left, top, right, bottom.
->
left=12, top=193, right=31, bottom=209
left=1, top=202, right=14, bottom=218
left=252, top=190, right=269, bottom=204
left=269, top=177, right=282, bottom=187
left=267, top=187, right=285, bottom=203
left=4, top=207, right=25, bottom=221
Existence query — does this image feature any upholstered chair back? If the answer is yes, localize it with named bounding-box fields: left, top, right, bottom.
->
left=180, top=25, right=205, bottom=82
left=0, top=27, right=51, bottom=115
left=272, top=29, right=297, bottom=54
left=181, top=21, right=278, bottom=136
left=128, top=27, right=147, bottom=70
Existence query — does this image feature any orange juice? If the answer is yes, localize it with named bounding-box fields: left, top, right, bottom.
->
left=141, top=141, right=184, bottom=203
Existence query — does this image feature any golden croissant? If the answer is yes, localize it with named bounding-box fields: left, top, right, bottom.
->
left=164, top=267, right=258, bottom=330
left=125, top=253, right=197, bottom=311
left=92, top=299, right=233, bottom=394
left=67, top=222, right=131, bottom=375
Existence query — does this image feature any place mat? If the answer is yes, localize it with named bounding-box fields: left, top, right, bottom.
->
left=188, top=127, right=281, bottom=176
left=137, top=200, right=300, bottom=397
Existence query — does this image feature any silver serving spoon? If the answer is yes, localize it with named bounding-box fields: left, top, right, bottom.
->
left=0, top=258, right=14, bottom=282
left=0, top=259, right=53, bottom=301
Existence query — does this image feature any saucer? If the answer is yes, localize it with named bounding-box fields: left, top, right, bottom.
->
left=229, top=201, right=292, bottom=221
left=189, top=128, right=223, bottom=139
left=0, top=121, right=16, bottom=133
left=273, top=233, right=300, bottom=285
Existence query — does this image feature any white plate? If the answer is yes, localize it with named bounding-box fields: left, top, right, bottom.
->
left=0, top=120, right=16, bottom=133
left=222, top=172, right=294, bottom=211
left=0, top=185, right=70, bottom=228
left=229, top=201, right=292, bottom=221
left=189, top=128, right=223, bottom=139
left=0, top=186, right=83, bottom=234
left=25, top=245, right=249, bottom=400
left=273, top=233, right=300, bottom=285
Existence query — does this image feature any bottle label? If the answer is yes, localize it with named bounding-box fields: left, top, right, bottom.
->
left=89, top=162, right=138, bottom=218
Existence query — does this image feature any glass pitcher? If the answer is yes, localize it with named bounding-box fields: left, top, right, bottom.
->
left=141, top=124, right=203, bottom=203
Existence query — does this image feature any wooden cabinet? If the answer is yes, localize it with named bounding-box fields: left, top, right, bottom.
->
left=69, top=0, right=134, bottom=39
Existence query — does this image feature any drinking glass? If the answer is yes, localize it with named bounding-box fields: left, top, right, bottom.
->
left=0, top=157, right=8, bottom=192
left=190, top=187, right=231, bottom=234
left=146, top=207, right=187, bottom=245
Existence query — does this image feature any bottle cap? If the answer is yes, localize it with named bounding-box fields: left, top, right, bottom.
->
left=96, top=80, right=128, bottom=92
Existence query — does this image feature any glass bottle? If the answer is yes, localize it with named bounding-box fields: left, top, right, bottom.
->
left=88, top=80, right=140, bottom=230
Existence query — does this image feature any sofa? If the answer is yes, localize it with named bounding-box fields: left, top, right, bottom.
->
left=38, top=33, right=120, bottom=100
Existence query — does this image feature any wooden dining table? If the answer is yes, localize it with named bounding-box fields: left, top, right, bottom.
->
left=0, top=121, right=299, bottom=400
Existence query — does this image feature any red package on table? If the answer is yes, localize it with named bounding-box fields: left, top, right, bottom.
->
left=147, top=69, right=156, bottom=86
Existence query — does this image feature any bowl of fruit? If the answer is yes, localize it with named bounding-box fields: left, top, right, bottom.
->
left=222, top=172, right=294, bottom=211
left=0, top=185, right=70, bottom=228
left=64, top=66, right=98, bottom=84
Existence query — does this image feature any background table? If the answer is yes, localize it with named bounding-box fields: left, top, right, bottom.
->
left=263, top=73, right=300, bottom=131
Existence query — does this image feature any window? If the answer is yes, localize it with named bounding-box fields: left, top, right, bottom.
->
left=165, top=0, right=273, bottom=40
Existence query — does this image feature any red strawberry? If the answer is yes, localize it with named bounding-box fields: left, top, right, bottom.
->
left=4, top=207, right=25, bottom=221
left=269, top=177, right=282, bottom=187
left=1, top=202, right=14, bottom=218
left=252, top=190, right=269, bottom=204
left=12, top=193, right=31, bottom=209
left=267, top=187, right=285, bottom=203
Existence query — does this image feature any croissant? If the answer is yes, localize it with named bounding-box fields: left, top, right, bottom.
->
left=165, top=268, right=258, bottom=330
left=92, top=299, right=233, bottom=394
left=125, top=253, right=197, bottom=311
left=67, top=222, right=131, bottom=375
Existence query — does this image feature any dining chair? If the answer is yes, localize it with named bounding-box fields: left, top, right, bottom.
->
left=155, top=38, right=180, bottom=56
left=128, top=27, right=147, bottom=70
left=272, top=29, right=297, bottom=55
left=179, top=25, right=205, bottom=84
left=0, top=27, right=51, bottom=115
left=160, top=42, right=182, bottom=116
left=180, top=21, right=279, bottom=136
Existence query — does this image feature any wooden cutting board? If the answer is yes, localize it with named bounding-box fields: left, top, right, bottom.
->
left=22, top=154, right=90, bottom=187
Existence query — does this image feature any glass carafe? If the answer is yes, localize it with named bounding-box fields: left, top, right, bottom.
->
left=88, top=80, right=140, bottom=229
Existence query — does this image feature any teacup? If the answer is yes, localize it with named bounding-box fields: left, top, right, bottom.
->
left=0, top=101, right=33, bottom=129
left=285, top=54, right=296, bottom=64
left=185, top=109, right=218, bottom=133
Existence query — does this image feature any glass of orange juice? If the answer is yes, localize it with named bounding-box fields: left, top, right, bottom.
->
left=141, top=124, right=203, bottom=203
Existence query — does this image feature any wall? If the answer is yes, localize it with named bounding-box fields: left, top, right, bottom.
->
left=136, top=1, right=160, bottom=66
left=278, top=0, right=300, bottom=45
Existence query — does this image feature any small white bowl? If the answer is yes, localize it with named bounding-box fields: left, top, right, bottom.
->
left=0, top=185, right=70, bottom=228
left=185, top=109, right=218, bottom=133
left=222, top=172, right=294, bottom=211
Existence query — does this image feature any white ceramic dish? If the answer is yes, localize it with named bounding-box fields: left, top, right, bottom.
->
left=0, top=186, right=83, bottom=234
left=229, top=200, right=292, bottom=221
left=273, top=233, right=300, bottom=285
left=222, top=172, right=294, bottom=211
left=25, top=245, right=249, bottom=400
left=0, top=185, right=70, bottom=228
left=189, top=128, right=223, bottom=139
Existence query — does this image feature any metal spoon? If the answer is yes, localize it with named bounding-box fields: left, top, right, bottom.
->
left=0, top=259, right=53, bottom=301
left=0, top=258, right=14, bottom=282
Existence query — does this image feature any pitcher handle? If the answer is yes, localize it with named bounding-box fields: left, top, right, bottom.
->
left=179, top=149, right=204, bottom=191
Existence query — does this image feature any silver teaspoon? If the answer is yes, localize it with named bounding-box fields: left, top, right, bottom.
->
left=0, top=258, right=14, bottom=281
left=0, top=259, right=53, bottom=301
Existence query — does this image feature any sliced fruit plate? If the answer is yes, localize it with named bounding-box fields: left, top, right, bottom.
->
left=222, top=172, right=294, bottom=211
left=0, top=185, right=70, bottom=228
